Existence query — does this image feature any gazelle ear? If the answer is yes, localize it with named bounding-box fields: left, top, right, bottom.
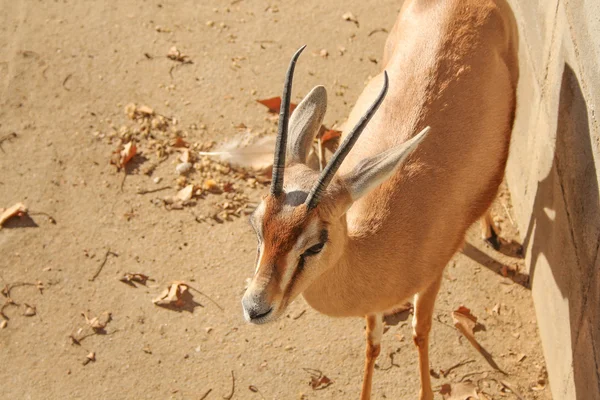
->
left=286, top=86, right=327, bottom=165
left=341, top=127, right=430, bottom=201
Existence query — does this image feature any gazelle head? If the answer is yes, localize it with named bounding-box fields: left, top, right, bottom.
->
left=242, top=46, right=430, bottom=324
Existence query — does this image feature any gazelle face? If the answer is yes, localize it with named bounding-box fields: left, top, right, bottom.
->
left=242, top=166, right=348, bottom=324
left=239, top=46, right=428, bottom=325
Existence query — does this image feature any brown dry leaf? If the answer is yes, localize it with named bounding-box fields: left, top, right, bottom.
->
left=310, top=375, right=332, bottom=390
left=82, top=311, right=112, bottom=332
left=152, top=281, right=189, bottom=308
left=120, top=273, right=150, bottom=286
left=440, top=382, right=479, bottom=400
left=171, top=137, right=188, bottom=148
left=452, top=306, right=481, bottom=351
left=256, top=96, right=298, bottom=114
left=0, top=203, right=28, bottom=228
left=342, top=11, right=359, bottom=27
left=111, top=142, right=137, bottom=170
left=320, top=129, right=341, bottom=145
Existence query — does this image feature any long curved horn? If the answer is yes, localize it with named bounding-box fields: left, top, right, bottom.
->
left=305, top=71, right=389, bottom=209
left=271, top=45, right=306, bottom=196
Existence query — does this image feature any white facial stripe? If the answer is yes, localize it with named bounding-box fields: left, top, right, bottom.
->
left=255, top=242, right=265, bottom=274
left=251, top=201, right=267, bottom=238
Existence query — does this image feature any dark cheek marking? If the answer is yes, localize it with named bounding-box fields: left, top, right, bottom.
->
left=320, top=229, right=329, bottom=244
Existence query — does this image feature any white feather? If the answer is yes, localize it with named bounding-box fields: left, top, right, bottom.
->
left=198, top=135, right=276, bottom=171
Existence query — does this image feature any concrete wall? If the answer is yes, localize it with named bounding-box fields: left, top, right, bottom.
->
left=505, top=0, right=600, bottom=398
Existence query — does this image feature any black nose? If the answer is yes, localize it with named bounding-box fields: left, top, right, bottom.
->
left=247, top=306, right=273, bottom=320
left=242, top=296, right=273, bottom=321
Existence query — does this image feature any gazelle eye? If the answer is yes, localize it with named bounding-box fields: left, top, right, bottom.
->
left=303, top=242, right=325, bottom=257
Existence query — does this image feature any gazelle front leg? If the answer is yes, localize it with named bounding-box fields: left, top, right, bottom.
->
left=360, top=313, right=383, bottom=400
left=413, top=277, right=442, bottom=400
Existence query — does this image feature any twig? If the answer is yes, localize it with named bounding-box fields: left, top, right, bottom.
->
left=379, top=352, right=400, bottom=371
left=169, top=61, right=193, bottom=79
left=120, top=170, right=127, bottom=192
left=62, top=73, right=73, bottom=91
left=368, top=28, right=388, bottom=37
left=136, top=186, right=171, bottom=195
left=29, top=211, right=57, bottom=224
left=501, top=202, right=516, bottom=228
left=458, top=370, right=493, bottom=382
left=441, top=359, right=475, bottom=377
left=0, top=132, right=17, bottom=152
left=188, top=285, right=224, bottom=311
left=292, top=310, right=306, bottom=320
left=199, top=388, right=212, bottom=400
left=89, top=250, right=118, bottom=282
left=223, top=370, right=235, bottom=399
left=498, top=380, right=525, bottom=400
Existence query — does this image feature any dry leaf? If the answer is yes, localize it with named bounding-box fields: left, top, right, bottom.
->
left=82, top=311, right=112, bottom=332
left=440, top=382, right=479, bottom=400
left=153, top=281, right=190, bottom=308
left=342, top=11, right=359, bottom=27
left=120, top=273, right=150, bottom=286
left=0, top=203, right=28, bottom=228
left=452, top=306, right=481, bottom=351
left=320, top=129, right=342, bottom=145
left=171, top=137, right=188, bottom=148
left=111, top=141, right=137, bottom=170
left=256, top=97, right=297, bottom=114
left=310, top=375, right=332, bottom=390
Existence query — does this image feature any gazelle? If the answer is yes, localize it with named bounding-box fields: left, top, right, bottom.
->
left=241, top=0, right=519, bottom=398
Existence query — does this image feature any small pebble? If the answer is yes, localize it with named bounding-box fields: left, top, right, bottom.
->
left=176, top=162, right=192, bottom=175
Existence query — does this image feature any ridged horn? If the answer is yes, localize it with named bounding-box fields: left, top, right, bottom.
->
left=305, top=71, right=389, bottom=209
left=271, top=45, right=307, bottom=196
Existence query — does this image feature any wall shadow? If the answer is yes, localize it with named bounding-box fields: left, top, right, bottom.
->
left=521, top=63, right=600, bottom=399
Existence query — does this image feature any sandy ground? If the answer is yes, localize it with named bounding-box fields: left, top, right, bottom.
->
left=0, top=1, right=552, bottom=399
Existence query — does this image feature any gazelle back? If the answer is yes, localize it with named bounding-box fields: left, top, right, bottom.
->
left=242, top=0, right=519, bottom=399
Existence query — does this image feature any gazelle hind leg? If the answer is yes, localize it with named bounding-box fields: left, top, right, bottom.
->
left=413, top=277, right=442, bottom=400
left=480, top=210, right=501, bottom=250
left=360, top=313, right=383, bottom=400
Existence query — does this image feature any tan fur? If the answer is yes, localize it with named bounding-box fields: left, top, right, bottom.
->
left=244, top=1, right=519, bottom=398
